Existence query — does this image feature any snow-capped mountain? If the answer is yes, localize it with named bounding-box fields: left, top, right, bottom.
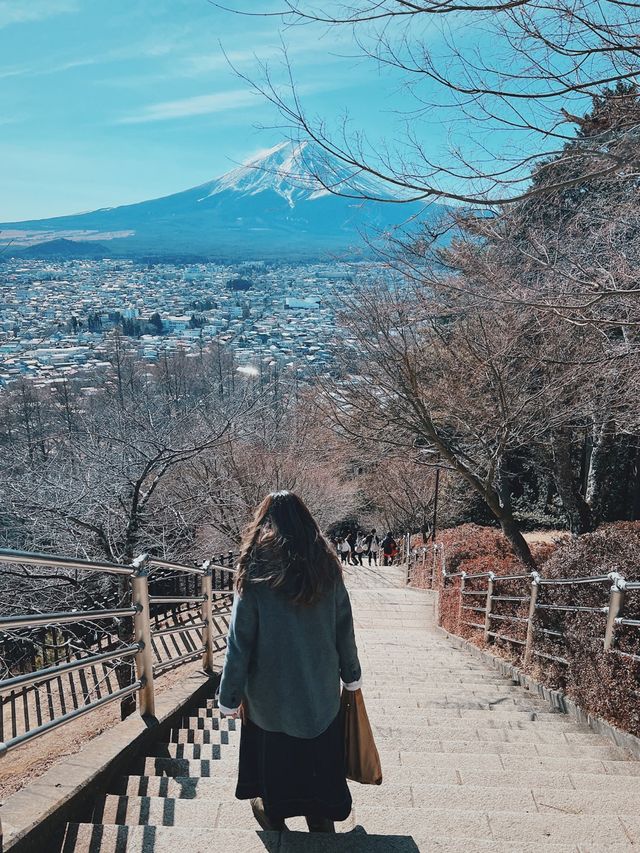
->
left=0, top=141, right=442, bottom=259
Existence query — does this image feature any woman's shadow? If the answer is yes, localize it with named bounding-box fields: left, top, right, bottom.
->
left=258, top=826, right=421, bottom=851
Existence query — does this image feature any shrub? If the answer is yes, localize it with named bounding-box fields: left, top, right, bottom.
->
left=534, top=522, right=640, bottom=736
left=416, top=521, right=640, bottom=737
left=411, top=524, right=557, bottom=641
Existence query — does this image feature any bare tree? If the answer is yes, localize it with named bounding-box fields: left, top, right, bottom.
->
left=223, top=1, right=640, bottom=205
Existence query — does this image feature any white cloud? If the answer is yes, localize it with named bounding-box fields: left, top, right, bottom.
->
left=116, top=89, right=260, bottom=124
left=0, top=0, right=78, bottom=28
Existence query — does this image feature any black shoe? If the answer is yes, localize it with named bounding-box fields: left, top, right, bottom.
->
left=250, top=798, right=287, bottom=831
left=305, top=816, right=335, bottom=833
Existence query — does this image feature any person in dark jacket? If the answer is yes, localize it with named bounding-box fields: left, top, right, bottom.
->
left=218, top=491, right=362, bottom=834
left=365, top=529, right=380, bottom=565
left=380, top=532, right=397, bottom=566
left=346, top=529, right=359, bottom=565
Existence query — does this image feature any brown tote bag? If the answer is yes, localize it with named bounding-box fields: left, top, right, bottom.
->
left=340, top=688, right=383, bottom=785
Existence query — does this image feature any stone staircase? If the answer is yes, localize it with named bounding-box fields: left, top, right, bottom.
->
left=61, top=564, right=640, bottom=852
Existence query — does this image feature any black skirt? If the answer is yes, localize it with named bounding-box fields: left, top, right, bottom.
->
left=235, top=710, right=352, bottom=821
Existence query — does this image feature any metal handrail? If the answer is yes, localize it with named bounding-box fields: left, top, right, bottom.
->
left=0, top=545, right=238, bottom=764
left=0, top=548, right=133, bottom=576
left=149, top=595, right=206, bottom=605
left=0, top=607, right=138, bottom=630
left=0, top=644, right=141, bottom=694
left=487, top=631, right=525, bottom=645
left=153, top=622, right=206, bottom=637
left=431, top=541, right=640, bottom=667
left=0, top=681, right=142, bottom=757
left=538, top=575, right=611, bottom=586
left=613, top=649, right=640, bottom=663
left=492, top=595, right=530, bottom=602
left=615, top=617, right=640, bottom=628
left=536, top=604, right=608, bottom=614
left=211, top=562, right=238, bottom=574
left=489, top=613, right=528, bottom=623
left=492, top=573, right=531, bottom=582
left=148, top=557, right=205, bottom=576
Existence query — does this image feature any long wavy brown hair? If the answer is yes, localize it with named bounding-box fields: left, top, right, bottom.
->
left=235, top=491, right=342, bottom=605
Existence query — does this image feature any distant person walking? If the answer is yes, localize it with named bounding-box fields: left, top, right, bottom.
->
left=338, top=537, right=350, bottom=564
left=380, top=532, right=397, bottom=567
left=366, top=529, right=380, bottom=566
left=353, top=532, right=366, bottom=566
left=346, top=530, right=359, bottom=566
left=218, top=491, right=362, bottom=833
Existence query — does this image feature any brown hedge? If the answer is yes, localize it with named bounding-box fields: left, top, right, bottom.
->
left=410, top=522, right=640, bottom=737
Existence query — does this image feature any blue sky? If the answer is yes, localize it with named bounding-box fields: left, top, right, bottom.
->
left=0, top=0, right=458, bottom=220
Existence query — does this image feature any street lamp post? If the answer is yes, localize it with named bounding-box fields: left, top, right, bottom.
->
left=413, top=439, right=442, bottom=543
left=431, top=463, right=440, bottom=542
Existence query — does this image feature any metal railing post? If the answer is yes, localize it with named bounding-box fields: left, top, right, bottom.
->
left=483, top=572, right=495, bottom=644
left=201, top=560, right=215, bottom=673
left=604, top=573, right=626, bottom=651
left=524, top=571, right=541, bottom=667
left=458, top=572, right=466, bottom=630
left=130, top=554, right=155, bottom=718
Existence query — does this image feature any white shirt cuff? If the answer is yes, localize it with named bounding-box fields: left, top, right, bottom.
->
left=342, top=677, right=363, bottom=691
left=218, top=702, right=241, bottom=716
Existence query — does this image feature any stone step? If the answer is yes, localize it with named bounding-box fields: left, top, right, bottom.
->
left=367, top=702, right=571, bottom=726
left=127, top=756, right=574, bottom=787
left=176, top=718, right=592, bottom=743
left=167, top=729, right=240, bottom=744
left=61, top=823, right=580, bottom=853
left=148, top=743, right=236, bottom=761
left=112, top=777, right=640, bottom=816
left=364, top=705, right=556, bottom=718
left=157, top=737, right=628, bottom=762
left=174, top=715, right=237, bottom=731
left=371, top=722, right=592, bottom=741
left=140, top=744, right=637, bottom=778
left=223, top=801, right=640, bottom=846
left=92, top=796, right=640, bottom=847
left=169, top=723, right=594, bottom=751
left=356, top=686, right=537, bottom=699
left=196, top=699, right=546, bottom=719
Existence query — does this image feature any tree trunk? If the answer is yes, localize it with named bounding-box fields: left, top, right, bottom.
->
left=551, top=430, right=595, bottom=534
left=497, top=513, right=537, bottom=570
left=585, top=417, right=617, bottom=525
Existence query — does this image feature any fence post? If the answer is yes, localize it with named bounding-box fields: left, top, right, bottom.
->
left=201, top=560, right=215, bottom=673
left=130, top=554, right=155, bottom=718
left=524, top=571, right=541, bottom=667
left=483, top=572, right=495, bottom=644
left=604, top=572, right=626, bottom=652
left=458, top=572, right=466, bottom=631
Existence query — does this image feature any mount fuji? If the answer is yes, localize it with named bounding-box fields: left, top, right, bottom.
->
left=0, top=142, right=444, bottom=260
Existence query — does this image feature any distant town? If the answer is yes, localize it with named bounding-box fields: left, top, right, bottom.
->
left=0, top=258, right=387, bottom=387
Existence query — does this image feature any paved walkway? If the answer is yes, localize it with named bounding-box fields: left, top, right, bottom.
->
left=64, top=562, right=640, bottom=852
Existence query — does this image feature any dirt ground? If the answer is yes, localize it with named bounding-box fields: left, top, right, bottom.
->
left=0, top=658, right=213, bottom=802
left=523, top=529, right=571, bottom=545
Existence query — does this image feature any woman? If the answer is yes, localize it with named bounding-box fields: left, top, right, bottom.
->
left=366, top=529, right=379, bottom=566
left=218, top=491, right=362, bottom=834
left=338, top=536, right=351, bottom=564
left=381, top=531, right=397, bottom=566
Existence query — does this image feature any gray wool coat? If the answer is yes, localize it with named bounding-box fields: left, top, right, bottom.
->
left=218, top=577, right=362, bottom=739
